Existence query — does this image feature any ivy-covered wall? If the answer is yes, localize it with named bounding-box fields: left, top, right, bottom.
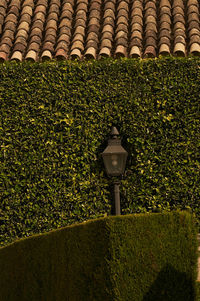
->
left=0, top=58, right=200, bottom=246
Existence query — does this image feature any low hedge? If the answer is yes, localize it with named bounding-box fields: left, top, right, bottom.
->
left=0, top=212, right=198, bottom=301
left=0, top=57, right=200, bottom=246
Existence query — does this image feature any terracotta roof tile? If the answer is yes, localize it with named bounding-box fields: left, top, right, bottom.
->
left=0, top=0, right=200, bottom=61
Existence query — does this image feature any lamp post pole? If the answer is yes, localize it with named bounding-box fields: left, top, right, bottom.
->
left=114, top=180, right=121, bottom=215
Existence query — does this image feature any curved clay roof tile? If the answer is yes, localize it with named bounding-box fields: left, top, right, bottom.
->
left=103, top=9, right=115, bottom=19
left=132, top=7, right=143, bottom=18
left=102, top=24, right=114, bottom=34
left=5, top=14, right=18, bottom=24
left=159, top=36, right=171, bottom=46
left=9, top=0, right=20, bottom=9
left=101, top=31, right=113, bottom=40
left=59, top=18, right=72, bottom=28
left=70, top=48, right=82, bottom=59
left=145, top=37, right=157, bottom=47
left=0, top=8, right=7, bottom=19
left=87, top=31, right=98, bottom=41
left=144, top=45, right=156, bottom=58
left=99, top=47, right=111, bottom=58
left=116, top=37, right=128, bottom=47
left=130, top=37, right=142, bottom=47
left=131, top=30, right=143, bottom=40
left=56, top=40, right=69, bottom=51
left=41, top=50, right=52, bottom=61
left=190, top=43, right=200, bottom=55
left=21, top=6, right=33, bottom=16
left=172, top=0, right=185, bottom=9
left=159, top=44, right=170, bottom=55
left=74, top=18, right=86, bottom=27
left=159, top=29, right=171, bottom=39
left=174, top=28, right=186, bottom=38
left=145, top=2, right=156, bottom=11
left=104, top=2, right=115, bottom=10
left=130, top=46, right=141, bottom=58
left=187, top=0, right=199, bottom=7
left=4, top=21, right=16, bottom=32
left=174, top=35, right=186, bottom=44
left=174, top=21, right=185, bottom=31
left=159, top=6, right=171, bottom=17
left=7, top=5, right=19, bottom=16
left=36, top=0, right=48, bottom=7
left=76, top=0, right=89, bottom=5
left=188, top=20, right=200, bottom=31
left=117, top=16, right=129, bottom=26
left=22, top=0, right=34, bottom=7
left=60, top=10, right=73, bottom=20
left=160, top=0, right=171, bottom=8
left=132, top=1, right=143, bottom=10
left=85, top=47, right=96, bottom=59
left=117, top=9, right=129, bottom=18
left=188, top=28, right=200, bottom=37
left=58, top=33, right=71, bottom=44
left=189, top=34, right=200, bottom=45
left=116, top=23, right=128, bottom=33
left=0, top=43, right=10, bottom=53
left=103, top=17, right=115, bottom=26
left=188, top=13, right=199, bottom=23
left=11, top=51, right=23, bottom=61
left=1, top=0, right=7, bottom=8
left=49, top=4, right=60, bottom=14
left=131, top=23, right=143, bottom=32
left=47, top=12, right=59, bottom=22
left=21, top=14, right=32, bottom=23
left=117, top=2, right=129, bottom=12
left=77, top=2, right=88, bottom=12
left=25, top=50, right=37, bottom=61
left=86, top=40, right=98, bottom=49
left=144, top=8, right=156, bottom=18
left=160, top=14, right=171, bottom=24
left=101, top=38, right=112, bottom=49
left=173, top=14, right=185, bottom=24
left=172, top=6, right=184, bottom=16
left=51, top=0, right=61, bottom=5
left=15, top=36, right=27, bottom=46
left=29, top=35, right=41, bottom=44
left=0, top=37, right=12, bottom=47
left=131, top=15, right=143, bottom=26
left=187, top=5, right=199, bottom=14
left=145, top=23, right=157, bottom=33
left=74, top=25, right=85, bottom=36
left=173, top=43, right=185, bottom=56
left=115, top=45, right=126, bottom=57
left=63, top=0, right=74, bottom=5
left=13, top=43, right=27, bottom=53
left=88, top=17, right=100, bottom=26
left=145, top=15, right=157, bottom=24
left=34, top=5, right=46, bottom=14
left=55, top=48, right=68, bottom=60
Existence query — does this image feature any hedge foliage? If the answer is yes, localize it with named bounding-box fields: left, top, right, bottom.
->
left=0, top=57, right=200, bottom=246
left=0, top=212, right=198, bottom=301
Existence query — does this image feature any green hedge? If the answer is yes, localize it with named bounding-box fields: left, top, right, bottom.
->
left=0, top=212, right=198, bottom=301
left=0, top=58, right=200, bottom=246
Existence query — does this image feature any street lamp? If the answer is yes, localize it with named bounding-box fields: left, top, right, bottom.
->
left=102, top=127, right=128, bottom=215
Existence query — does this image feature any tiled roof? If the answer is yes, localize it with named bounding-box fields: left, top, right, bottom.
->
left=0, top=0, right=200, bottom=61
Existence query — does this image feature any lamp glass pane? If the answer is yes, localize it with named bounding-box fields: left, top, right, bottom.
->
left=103, top=153, right=125, bottom=176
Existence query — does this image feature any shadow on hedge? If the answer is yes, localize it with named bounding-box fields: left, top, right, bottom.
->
left=143, top=264, right=195, bottom=301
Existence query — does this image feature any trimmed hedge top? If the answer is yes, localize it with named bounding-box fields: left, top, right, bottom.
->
left=0, top=212, right=198, bottom=301
left=0, top=57, right=200, bottom=246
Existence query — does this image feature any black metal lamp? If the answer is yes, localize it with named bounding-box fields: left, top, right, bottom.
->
left=102, top=127, right=128, bottom=215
